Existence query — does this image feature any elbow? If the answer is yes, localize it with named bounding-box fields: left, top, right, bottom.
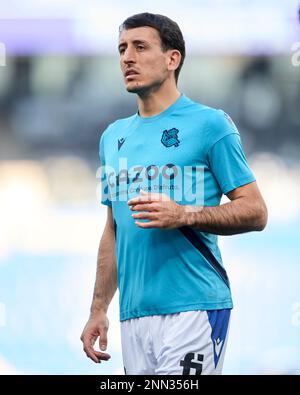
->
left=253, top=202, right=268, bottom=231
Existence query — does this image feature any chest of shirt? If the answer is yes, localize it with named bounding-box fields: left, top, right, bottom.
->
left=105, top=120, right=208, bottom=171
left=104, top=120, right=210, bottom=206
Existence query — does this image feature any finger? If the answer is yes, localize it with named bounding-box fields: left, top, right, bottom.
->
left=140, top=190, right=170, bottom=202
left=128, top=194, right=167, bottom=206
left=94, top=350, right=111, bottom=361
left=83, top=342, right=111, bottom=363
left=135, top=220, right=161, bottom=228
left=132, top=212, right=157, bottom=220
left=99, top=327, right=108, bottom=351
left=82, top=334, right=106, bottom=363
left=83, top=341, right=101, bottom=363
left=128, top=195, right=153, bottom=206
left=127, top=189, right=168, bottom=205
left=130, top=203, right=158, bottom=212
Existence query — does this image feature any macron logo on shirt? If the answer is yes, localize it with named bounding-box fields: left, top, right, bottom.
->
left=118, top=137, right=126, bottom=151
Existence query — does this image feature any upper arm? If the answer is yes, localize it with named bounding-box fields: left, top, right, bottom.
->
left=208, top=132, right=256, bottom=196
left=100, top=129, right=113, bottom=208
left=226, top=180, right=262, bottom=201
left=106, top=206, right=115, bottom=231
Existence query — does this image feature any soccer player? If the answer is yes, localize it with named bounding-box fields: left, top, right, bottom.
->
left=80, top=12, right=268, bottom=375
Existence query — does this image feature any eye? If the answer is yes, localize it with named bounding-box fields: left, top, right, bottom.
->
left=137, top=45, right=144, bottom=51
left=119, top=46, right=126, bottom=54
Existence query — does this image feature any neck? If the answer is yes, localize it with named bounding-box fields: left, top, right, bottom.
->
left=137, top=80, right=181, bottom=118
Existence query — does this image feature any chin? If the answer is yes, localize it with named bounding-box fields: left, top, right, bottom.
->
left=125, top=80, right=162, bottom=95
left=125, top=83, right=145, bottom=94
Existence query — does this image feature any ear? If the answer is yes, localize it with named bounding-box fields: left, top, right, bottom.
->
left=166, top=49, right=181, bottom=72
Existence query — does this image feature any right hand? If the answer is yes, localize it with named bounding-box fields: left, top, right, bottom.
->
left=80, top=312, right=111, bottom=363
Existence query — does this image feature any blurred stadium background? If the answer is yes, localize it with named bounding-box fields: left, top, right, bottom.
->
left=0, top=0, right=300, bottom=375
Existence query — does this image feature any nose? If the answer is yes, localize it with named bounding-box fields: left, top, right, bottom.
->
left=122, top=46, right=136, bottom=65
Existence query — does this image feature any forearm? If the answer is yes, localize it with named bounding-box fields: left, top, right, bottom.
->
left=182, top=197, right=267, bottom=236
left=90, top=224, right=117, bottom=317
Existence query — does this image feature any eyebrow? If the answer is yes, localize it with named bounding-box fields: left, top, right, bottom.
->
left=118, top=39, right=149, bottom=52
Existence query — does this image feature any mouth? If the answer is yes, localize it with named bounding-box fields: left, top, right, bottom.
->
left=125, top=70, right=139, bottom=79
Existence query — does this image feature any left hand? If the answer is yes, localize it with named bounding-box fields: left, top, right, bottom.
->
left=127, top=189, right=186, bottom=229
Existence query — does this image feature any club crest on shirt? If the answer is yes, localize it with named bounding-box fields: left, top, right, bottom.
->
left=161, top=128, right=180, bottom=148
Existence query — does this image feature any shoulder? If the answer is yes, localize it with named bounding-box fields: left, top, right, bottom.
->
left=199, top=105, right=239, bottom=148
left=189, top=98, right=237, bottom=129
left=204, top=108, right=238, bottom=134
left=179, top=95, right=211, bottom=118
left=183, top=97, right=240, bottom=156
left=181, top=96, right=237, bottom=131
left=100, top=114, right=136, bottom=141
left=110, top=113, right=137, bottom=130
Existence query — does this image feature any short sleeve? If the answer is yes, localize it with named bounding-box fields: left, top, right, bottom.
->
left=208, top=132, right=256, bottom=195
left=99, top=132, right=112, bottom=207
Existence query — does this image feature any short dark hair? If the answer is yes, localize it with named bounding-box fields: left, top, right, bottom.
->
left=119, top=12, right=185, bottom=84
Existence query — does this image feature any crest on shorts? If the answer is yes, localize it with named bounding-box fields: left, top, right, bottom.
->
left=161, top=128, right=180, bottom=148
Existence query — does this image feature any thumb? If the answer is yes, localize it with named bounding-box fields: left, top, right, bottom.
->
left=99, top=327, right=108, bottom=351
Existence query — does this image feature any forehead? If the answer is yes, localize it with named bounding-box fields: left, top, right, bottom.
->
left=119, top=26, right=161, bottom=45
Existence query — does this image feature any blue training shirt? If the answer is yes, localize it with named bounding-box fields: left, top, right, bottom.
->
left=99, top=93, right=256, bottom=321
